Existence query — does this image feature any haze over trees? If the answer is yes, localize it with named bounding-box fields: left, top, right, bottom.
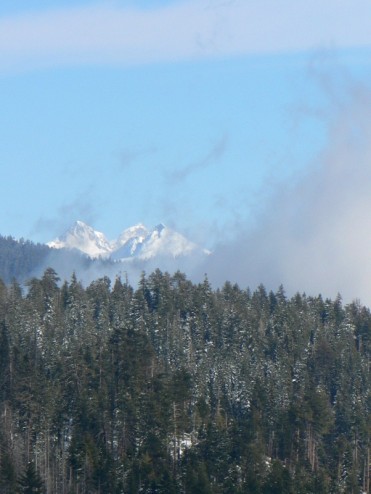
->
left=1, top=267, right=371, bottom=493
left=0, top=235, right=108, bottom=285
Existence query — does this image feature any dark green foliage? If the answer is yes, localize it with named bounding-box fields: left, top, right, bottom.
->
left=0, top=234, right=111, bottom=284
left=262, top=460, right=292, bottom=494
left=18, top=463, right=44, bottom=494
left=0, top=235, right=50, bottom=283
left=1, top=269, right=371, bottom=492
left=0, top=452, right=17, bottom=493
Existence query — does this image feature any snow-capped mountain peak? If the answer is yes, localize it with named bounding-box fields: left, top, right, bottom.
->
left=47, top=220, right=112, bottom=258
left=136, top=224, right=199, bottom=260
left=47, top=221, right=210, bottom=261
left=114, top=223, right=148, bottom=249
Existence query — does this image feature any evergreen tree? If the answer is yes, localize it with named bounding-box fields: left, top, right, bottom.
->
left=17, top=462, right=44, bottom=494
left=1, top=269, right=371, bottom=492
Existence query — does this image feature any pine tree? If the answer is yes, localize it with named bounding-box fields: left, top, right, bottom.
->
left=0, top=452, right=16, bottom=493
left=17, top=462, right=44, bottom=494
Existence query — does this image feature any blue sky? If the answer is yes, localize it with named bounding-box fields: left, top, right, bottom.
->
left=1, top=0, right=371, bottom=300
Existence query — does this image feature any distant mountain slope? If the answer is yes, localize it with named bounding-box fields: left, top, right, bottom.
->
left=0, top=234, right=98, bottom=284
left=0, top=235, right=50, bottom=283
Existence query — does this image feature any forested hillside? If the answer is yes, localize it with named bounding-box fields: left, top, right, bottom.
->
left=1, top=268, right=371, bottom=493
left=0, top=235, right=99, bottom=284
left=0, top=236, right=50, bottom=283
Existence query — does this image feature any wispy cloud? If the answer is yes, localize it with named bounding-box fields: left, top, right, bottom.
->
left=167, top=134, right=228, bottom=183
left=0, top=0, right=370, bottom=73
left=119, top=145, right=157, bottom=169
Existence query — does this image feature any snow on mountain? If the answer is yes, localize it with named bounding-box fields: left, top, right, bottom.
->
left=111, top=223, right=149, bottom=259
left=135, top=223, right=200, bottom=260
left=47, top=220, right=112, bottom=258
left=47, top=221, right=209, bottom=261
left=111, top=223, right=202, bottom=261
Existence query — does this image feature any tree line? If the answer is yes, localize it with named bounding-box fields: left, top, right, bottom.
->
left=1, top=267, right=371, bottom=493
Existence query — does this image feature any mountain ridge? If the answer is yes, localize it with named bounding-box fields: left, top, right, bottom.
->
left=47, top=220, right=210, bottom=261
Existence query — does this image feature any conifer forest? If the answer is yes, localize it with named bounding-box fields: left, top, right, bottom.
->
left=1, top=267, right=371, bottom=493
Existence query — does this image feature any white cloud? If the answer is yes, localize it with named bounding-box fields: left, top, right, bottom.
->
left=203, top=79, right=371, bottom=305
left=0, top=0, right=370, bottom=72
